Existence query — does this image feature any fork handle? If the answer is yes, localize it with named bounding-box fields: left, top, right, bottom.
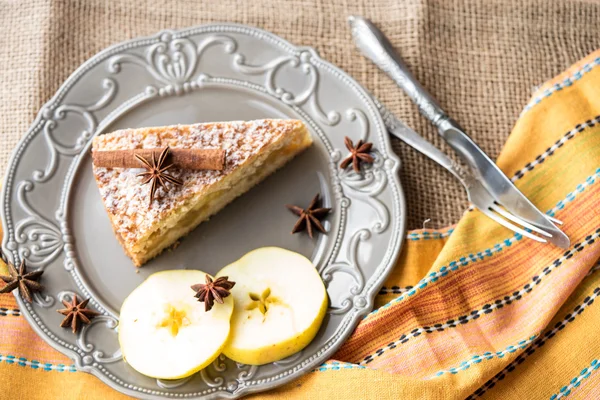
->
left=348, top=16, right=449, bottom=127
left=350, top=16, right=485, bottom=174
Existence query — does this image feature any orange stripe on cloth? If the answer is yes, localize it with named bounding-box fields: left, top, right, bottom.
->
left=370, top=172, right=597, bottom=318
left=336, top=179, right=600, bottom=366
left=364, top=243, right=598, bottom=377
left=470, top=263, right=600, bottom=399
left=377, top=129, right=600, bottom=308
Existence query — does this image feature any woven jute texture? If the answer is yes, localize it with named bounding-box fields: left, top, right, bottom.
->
left=1, top=0, right=599, bottom=229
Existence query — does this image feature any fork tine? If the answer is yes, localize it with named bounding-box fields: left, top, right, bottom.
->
left=490, top=203, right=553, bottom=238
left=546, top=215, right=563, bottom=225
left=479, top=207, right=547, bottom=243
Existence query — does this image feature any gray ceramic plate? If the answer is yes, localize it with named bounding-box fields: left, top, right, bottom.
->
left=1, top=23, right=405, bottom=399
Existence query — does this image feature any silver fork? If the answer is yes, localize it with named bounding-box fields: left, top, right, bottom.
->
left=349, top=15, right=570, bottom=247
left=377, top=103, right=554, bottom=243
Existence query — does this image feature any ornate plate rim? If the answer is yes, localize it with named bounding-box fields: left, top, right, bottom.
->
left=1, top=23, right=407, bottom=399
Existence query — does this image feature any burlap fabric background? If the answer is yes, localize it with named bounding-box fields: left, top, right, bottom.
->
left=1, top=0, right=599, bottom=229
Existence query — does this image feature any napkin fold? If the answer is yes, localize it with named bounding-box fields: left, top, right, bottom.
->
left=2, top=50, right=600, bottom=399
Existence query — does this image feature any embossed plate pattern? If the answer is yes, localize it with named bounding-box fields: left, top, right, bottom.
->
left=1, top=24, right=405, bottom=399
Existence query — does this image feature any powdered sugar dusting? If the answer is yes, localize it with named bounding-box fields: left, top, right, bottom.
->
left=92, top=119, right=301, bottom=245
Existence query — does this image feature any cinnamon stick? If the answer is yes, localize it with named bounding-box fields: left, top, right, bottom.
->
left=92, top=148, right=226, bottom=171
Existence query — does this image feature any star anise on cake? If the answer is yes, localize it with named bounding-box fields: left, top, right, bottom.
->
left=135, top=146, right=183, bottom=206
left=0, top=258, right=43, bottom=303
left=286, top=194, right=331, bottom=239
left=57, top=295, right=100, bottom=334
left=191, top=275, right=236, bottom=312
left=340, top=137, right=374, bottom=173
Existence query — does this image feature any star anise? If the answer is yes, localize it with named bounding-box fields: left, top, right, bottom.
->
left=286, top=194, right=331, bottom=238
left=340, top=137, right=374, bottom=173
left=0, top=259, right=43, bottom=303
left=57, top=295, right=100, bottom=334
left=135, top=146, right=183, bottom=206
left=191, top=275, right=236, bottom=312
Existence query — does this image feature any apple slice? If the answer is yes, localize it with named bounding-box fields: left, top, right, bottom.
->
left=217, top=247, right=328, bottom=365
left=118, top=270, right=233, bottom=379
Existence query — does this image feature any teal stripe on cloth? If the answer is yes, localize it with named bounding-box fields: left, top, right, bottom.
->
left=314, top=361, right=366, bottom=372
left=522, top=56, right=600, bottom=115
left=406, top=229, right=454, bottom=241
left=0, top=354, right=77, bottom=372
left=549, top=359, right=600, bottom=399
left=432, top=335, right=537, bottom=378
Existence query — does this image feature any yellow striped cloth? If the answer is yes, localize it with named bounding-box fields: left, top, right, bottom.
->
left=2, top=50, right=600, bottom=399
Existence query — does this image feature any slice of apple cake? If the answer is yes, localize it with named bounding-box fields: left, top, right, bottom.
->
left=92, top=119, right=312, bottom=267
